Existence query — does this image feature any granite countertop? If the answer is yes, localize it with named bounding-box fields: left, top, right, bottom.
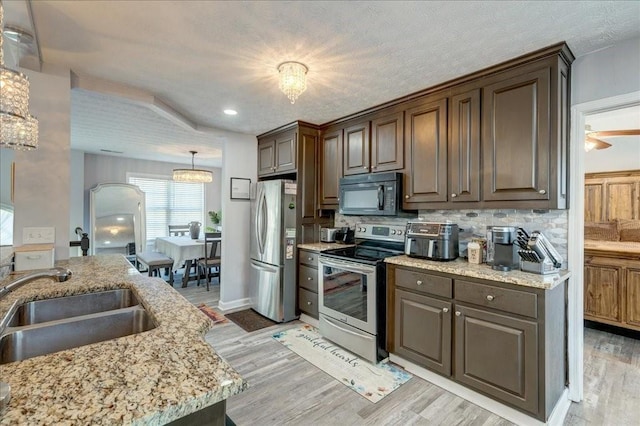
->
left=0, top=255, right=247, bottom=425
left=297, top=242, right=355, bottom=251
left=385, top=255, right=570, bottom=290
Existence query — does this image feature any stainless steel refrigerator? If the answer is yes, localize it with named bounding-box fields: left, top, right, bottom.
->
left=249, top=179, right=298, bottom=322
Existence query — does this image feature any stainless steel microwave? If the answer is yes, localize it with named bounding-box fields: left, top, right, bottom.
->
left=338, top=172, right=402, bottom=216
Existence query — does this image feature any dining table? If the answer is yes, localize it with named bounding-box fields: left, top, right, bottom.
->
left=155, top=236, right=221, bottom=287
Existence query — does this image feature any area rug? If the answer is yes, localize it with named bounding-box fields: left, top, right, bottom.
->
left=226, top=309, right=277, bottom=332
left=273, top=324, right=412, bottom=403
left=197, top=304, right=228, bottom=326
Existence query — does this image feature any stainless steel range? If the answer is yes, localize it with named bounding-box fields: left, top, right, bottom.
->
left=318, top=223, right=405, bottom=363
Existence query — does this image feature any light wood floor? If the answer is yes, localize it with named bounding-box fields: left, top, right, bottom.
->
left=179, top=287, right=640, bottom=425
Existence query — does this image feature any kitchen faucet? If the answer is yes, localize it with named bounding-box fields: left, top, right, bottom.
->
left=0, top=267, right=73, bottom=300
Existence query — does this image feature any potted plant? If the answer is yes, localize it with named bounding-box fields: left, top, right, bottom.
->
left=207, top=210, right=222, bottom=231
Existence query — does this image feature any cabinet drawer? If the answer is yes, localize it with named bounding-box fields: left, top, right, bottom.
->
left=298, top=265, right=319, bottom=292
left=455, top=280, right=537, bottom=319
left=395, top=268, right=452, bottom=298
left=299, top=288, right=318, bottom=318
left=299, top=250, right=319, bottom=268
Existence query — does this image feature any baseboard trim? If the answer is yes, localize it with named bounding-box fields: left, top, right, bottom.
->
left=299, top=313, right=319, bottom=328
left=217, top=298, right=252, bottom=313
left=390, top=354, right=569, bottom=426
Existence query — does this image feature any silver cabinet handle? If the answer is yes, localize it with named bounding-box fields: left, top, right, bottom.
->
left=307, top=277, right=312, bottom=281
left=307, top=257, right=313, bottom=261
left=451, top=193, right=457, bottom=198
left=307, top=301, right=312, bottom=305
left=443, top=307, right=449, bottom=313
left=486, top=295, right=495, bottom=301
left=363, top=166, right=368, bottom=169
left=416, top=280, right=423, bottom=286
left=539, top=189, right=547, bottom=194
left=405, top=194, right=410, bottom=199
left=455, top=311, right=461, bottom=316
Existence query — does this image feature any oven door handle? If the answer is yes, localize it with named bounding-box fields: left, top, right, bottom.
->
left=322, top=314, right=367, bottom=338
left=319, top=257, right=376, bottom=274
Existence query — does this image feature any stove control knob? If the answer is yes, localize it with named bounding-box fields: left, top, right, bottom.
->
left=360, top=227, right=366, bottom=232
left=391, top=230, right=396, bottom=235
left=397, top=230, right=403, bottom=235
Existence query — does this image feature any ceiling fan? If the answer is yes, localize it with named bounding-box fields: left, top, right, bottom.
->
left=584, top=125, right=640, bottom=152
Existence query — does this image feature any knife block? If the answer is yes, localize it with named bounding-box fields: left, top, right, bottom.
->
left=520, top=260, right=559, bottom=275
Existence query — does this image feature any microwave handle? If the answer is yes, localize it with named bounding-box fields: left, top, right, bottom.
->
left=377, top=185, right=384, bottom=210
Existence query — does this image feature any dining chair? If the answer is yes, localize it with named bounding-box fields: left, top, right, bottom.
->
left=168, top=225, right=190, bottom=236
left=197, top=232, right=221, bottom=291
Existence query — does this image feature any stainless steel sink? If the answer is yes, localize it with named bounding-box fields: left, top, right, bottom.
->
left=0, top=289, right=157, bottom=365
left=7, top=289, right=141, bottom=326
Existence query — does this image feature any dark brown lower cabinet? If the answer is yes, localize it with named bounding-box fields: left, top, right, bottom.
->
left=298, top=249, right=319, bottom=318
left=454, top=304, right=538, bottom=414
left=394, top=289, right=452, bottom=376
left=387, top=264, right=566, bottom=421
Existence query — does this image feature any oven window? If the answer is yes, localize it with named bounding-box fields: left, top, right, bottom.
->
left=322, top=264, right=368, bottom=322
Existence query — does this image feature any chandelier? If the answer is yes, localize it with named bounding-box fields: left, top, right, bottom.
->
left=278, top=61, right=308, bottom=104
left=173, top=151, right=213, bottom=183
left=0, top=2, right=38, bottom=150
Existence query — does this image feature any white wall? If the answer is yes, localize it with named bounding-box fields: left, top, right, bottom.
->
left=13, top=66, right=71, bottom=259
left=81, top=153, right=222, bottom=231
left=218, top=134, right=257, bottom=312
left=584, top=143, right=640, bottom=173
left=572, top=37, right=640, bottom=105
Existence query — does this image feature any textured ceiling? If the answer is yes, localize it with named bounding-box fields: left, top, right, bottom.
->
left=4, top=1, right=640, bottom=167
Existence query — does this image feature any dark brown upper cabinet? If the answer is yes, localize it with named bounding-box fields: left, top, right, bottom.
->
left=482, top=67, right=551, bottom=203
left=318, top=126, right=343, bottom=208
left=257, top=130, right=296, bottom=177
left=404, top=97, right=448, bottom=205
left=343, top=121, right=371, bottom=176
left=449, top=89, right=481, bottom=203
left=371, top=111, right=404, bottom=173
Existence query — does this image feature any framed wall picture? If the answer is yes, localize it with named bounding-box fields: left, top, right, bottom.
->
left=230, top=177, right=251, bottom=200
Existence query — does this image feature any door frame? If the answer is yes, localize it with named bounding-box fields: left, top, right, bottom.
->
left=568, top=90, right=640, bottom=402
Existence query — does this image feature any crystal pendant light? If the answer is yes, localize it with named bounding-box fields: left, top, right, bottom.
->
left=173, top=151, right=213, bottom=183
left=278, top=61, right=308, bottom=104
left=0, top=2, right=39, bottom=150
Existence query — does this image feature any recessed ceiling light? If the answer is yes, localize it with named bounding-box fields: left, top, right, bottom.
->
left=224, top=109, right=238, bottom=116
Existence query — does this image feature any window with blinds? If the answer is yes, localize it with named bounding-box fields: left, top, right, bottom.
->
left=127, top=175, right=205, bottom=242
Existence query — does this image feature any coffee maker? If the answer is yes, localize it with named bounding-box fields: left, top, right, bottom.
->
left=491, top=226, right=519, bottom=271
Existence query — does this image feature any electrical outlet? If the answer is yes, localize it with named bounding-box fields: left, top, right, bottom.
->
left=23, top=227, right=56, bottom=244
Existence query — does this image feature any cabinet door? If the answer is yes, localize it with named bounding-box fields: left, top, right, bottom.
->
left=454, top=304, right=538, bottom=415
left=584, top=183, right=604, bottom=222
left=343, top=121, right=370, bottom=176
left=319, top=128, right=343, bottom=207
left=371, top=111, right=404, bottom=173
left=257, top=139, right=275, bottom=176
left=605, top=181, right=638, bottom=220
left=299, top=130, right=318, bottom=221
left=625, top=268, right=640, bottom=328
left=482, top=67, right=551, bottom=202
left=404, top=98, right=448, bottom=204
left=584, top=262, right=621, bottom=322
left=275, top=132, right=296, bottom=173
left=394, top=289, right=452, bottom=376
left=449, top=89, right=480, bottom=202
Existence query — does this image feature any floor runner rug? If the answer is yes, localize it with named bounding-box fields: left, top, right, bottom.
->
left=197, top=304, right=228, bottom=326
left=273, top=324, right=412, bottom=403
left=226, top=309, right=278, bottom=332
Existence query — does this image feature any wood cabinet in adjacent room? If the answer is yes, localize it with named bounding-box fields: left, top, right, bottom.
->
left=584, top=170, right=640, bottom=221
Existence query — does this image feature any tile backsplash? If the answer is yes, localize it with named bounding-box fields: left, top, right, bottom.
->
left=335, top=209, right=569, bottom=263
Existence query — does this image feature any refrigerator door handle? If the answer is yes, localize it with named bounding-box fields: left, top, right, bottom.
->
left=250, top=258, right=278, bottom=273
left=256, top=187, right=266, bottom=255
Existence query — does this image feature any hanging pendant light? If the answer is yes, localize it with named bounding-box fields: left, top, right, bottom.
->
left=0, top=2, right=38, bottom=150
left=173, top=151, right=213, bottom=183
left=278, top=61, right=308, bottom=104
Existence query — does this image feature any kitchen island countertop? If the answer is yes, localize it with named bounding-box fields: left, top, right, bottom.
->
left=0, top=255, right=247, bottom=425
left=385, top=255, right=570, bottom=290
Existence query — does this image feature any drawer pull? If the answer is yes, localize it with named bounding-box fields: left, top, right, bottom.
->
left=442, top=307, right=449, bottom=313
left=307, top=277, right=313, bottom=281
left=307, top=257, right=313, bottom=261
left=416, top=280, right=423, bottom=286
left=451, top=193, right=457, bottom=198
left=538, top=189, right=547, bottom=194
left=486, top=295, right=495, bottom=301
left=405, top=194, right=410, bottom=199
left=455, top=311, right=461, bottom=316
left=307, top=301, right=312, bottom=305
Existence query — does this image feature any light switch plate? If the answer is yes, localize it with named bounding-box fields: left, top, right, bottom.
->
left=23, top=227, right=56, bottom=244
